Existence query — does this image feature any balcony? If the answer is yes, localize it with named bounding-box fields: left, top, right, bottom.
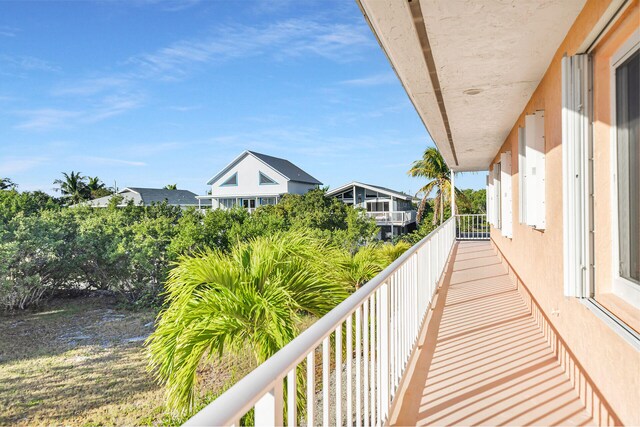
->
left=365, top=210, right=417, bottom=226
left=184, top=215, right=599, bottom=426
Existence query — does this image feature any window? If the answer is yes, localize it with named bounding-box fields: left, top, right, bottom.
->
left=613, top=39, right=640, bottom=306
left=524, top=111, right=546, bottom=230
left=259, top=172, right=277, bottom=185
left=219, top=198, right=236, bottom=209
left=221, top=173, right=237, bottom=186
left=260, top=197, right=276, bottom=206
left=367, top=201, right=389, bottom=212
left=242, top=199, right=256, bottom=209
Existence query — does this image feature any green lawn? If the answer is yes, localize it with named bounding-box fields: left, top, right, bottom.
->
left=0, top=297, right=253, bottom=426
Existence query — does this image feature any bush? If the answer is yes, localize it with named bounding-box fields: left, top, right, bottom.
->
left=0, top=188, right=382, bottom=310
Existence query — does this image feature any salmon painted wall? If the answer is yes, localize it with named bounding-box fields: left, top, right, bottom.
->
left=488, top=0, right=640, bottom=425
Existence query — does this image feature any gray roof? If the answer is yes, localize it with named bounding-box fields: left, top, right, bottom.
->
left=124, top=187, right=199, bottom=205
left=80, top=187, right=199, bottom=207
left=249, top=151, right=322, bottom=185
left=326, top=181, right=414, bottom=200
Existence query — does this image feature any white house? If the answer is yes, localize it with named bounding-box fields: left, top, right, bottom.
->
left=327, top=181, right=417, bottom=239
left=197, top=151, right=322, bottom=211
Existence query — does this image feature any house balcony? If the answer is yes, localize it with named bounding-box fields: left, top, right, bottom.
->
left=184, top=214, right=611, bottom=426
left=366, top=210, right=417, bottom=226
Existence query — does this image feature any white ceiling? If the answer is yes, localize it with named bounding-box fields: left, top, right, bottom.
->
left=358, top=0, right=587, bottom=171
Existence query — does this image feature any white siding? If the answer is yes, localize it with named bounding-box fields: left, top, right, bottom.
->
left=287, top=181, right=318, bottom=195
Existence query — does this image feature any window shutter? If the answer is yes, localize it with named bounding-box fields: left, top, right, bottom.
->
left=562, top=54, right=591, bottom=297
left=518, top=127, right=527, bottom=224
left=501, top=151, right=513, bottom=238
left=486, top=174, right=490, bottom=224
left=488, top=169, right=494, bottom=226
left=495, top=163, right=502, bottom=229
left=525, top=111, right=546, bottom=229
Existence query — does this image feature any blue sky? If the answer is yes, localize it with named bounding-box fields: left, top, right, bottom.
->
left=1, top=0, right=485, bottom=196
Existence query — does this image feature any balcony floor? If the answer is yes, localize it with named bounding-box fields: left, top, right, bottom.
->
left=390, top=241, right=593, bottom=426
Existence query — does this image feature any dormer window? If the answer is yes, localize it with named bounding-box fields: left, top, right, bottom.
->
left=259, top=172, right=277, bottom=185
left=221, top=173, right=237, bottom=186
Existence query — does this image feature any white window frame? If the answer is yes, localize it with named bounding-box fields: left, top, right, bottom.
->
left=610, top=29, right=640, bottom=309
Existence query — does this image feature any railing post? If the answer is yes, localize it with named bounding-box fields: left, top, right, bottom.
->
left=255, top=379, right=283, bottom=427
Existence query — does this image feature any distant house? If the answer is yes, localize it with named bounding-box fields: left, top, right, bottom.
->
left=197, top=151, right=322, bottom=211
left=327, top=181, right=417, bottom=239
left=83, top=187, right=199, bottom=208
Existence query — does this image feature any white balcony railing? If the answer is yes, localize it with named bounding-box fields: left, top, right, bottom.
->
left=455, top=214, right=489, bottom=240
left=184, top=217, right=456, bottom=426
left=366, top=210, right=417, bottom=224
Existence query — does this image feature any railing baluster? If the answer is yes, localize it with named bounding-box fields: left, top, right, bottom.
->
left=255, top=378, right=283, bottom=427
left=380, top=282, right=390, bottom=421
left=363, top=299, right=369, bottom=427
left=307, top=351, right=314, bottom=427
left=287, top=368, right=296, bottom=427
left=322, top=337, right=330, bottom=426
left=376, top=288, right=382, bottom=425
left=355, top=306, right=362, bottom=427
left=335, top=324, right=342, bottom=427
left=346, top=314, right=353, bottom=427
left=369, top=293, right=376, bottom=427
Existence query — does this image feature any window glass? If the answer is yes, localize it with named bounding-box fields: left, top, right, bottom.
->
left=616, top=50, right=640, bottom=284
left=259, top=172, right=277, bottom=185
left=221, top=173, right=237, bottom=186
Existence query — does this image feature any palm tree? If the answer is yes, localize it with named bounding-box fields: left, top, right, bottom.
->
left=0, top=178, right=17, bottom=190
left=86, top=176, right=112, bottom=199
left=146, top=230, right=348, bottom=414
left=53, top=171, right=88, bottom=204
left=408, top=147, right=463, bottom=224
left=163, top=184, right=177, bottom=190
left=330, top=245, right=385, bottom=290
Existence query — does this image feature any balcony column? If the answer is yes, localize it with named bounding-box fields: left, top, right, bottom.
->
left=450, top=169, right=455, bottom=216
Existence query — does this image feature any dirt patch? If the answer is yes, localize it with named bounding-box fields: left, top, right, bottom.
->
left=0, top=296, right=254, bottom=426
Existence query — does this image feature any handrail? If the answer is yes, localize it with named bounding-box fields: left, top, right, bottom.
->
left=185, top=217, right=456, bottom=426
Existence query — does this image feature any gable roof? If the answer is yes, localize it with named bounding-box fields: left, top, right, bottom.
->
left=326, top=181, right=414, bottom=201
left=123, top=187, right=199, bottom=205
left=206, top=150, right=322, bottom=186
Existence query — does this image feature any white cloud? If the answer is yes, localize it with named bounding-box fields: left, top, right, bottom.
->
left=128, top=19, right=374, bottom=79
left=0, top=25, right=19, bottom=37
left=51, top=77, right=129, bottom=97
left=0, top=54, right=60, bottom=73
left=76, top=156, right=147, bottom=167
left=15, top=109, right=82, bottom=130
left=0, top=157, right=48, bottom=174
left=14, top=93, right=143, bottom=131
left=129, top=0, right=202, bottom=12
left=340, top=72, right=397, bottom=86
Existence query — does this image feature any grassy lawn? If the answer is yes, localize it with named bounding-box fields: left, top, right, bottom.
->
left=0, top=296, right=253, bottom=426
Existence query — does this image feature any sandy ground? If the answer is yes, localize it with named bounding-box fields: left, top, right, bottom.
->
left=0, top=296, right=253, bottom=426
